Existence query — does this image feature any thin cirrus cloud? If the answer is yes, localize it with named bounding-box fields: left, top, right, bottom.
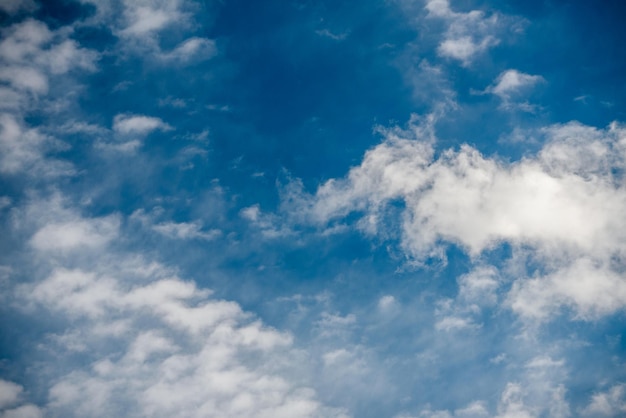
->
left=156, top=37, right=217, bottom=63
left=131, top=208, right=221, bottom=241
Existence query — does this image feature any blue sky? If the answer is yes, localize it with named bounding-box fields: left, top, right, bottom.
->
left=1, top=0, right=626, bottom=417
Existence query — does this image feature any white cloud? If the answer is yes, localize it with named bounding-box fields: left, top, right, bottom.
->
left=283, top=114, right=626, bottom=321
left=131, top=209, right=221, bottom=240
left=6, top=193, right=348, bottom=418
left=122, top=6, right=174, bottom=35
left=490, top=70, right=544, bottom=100
left=160, top=37, right=217, bottom=63
left=84, top=0, right=217, bottom=65
left=118, top=0, right=189, bottom=37
left=424, top=0, right=524, bottom=65
left=434, top=314, right=476, bottom=332
left=0, top=380, right=43, bottom=418
left=457, top=266, right=500, bottom=307
left=113, top=114, right=172, bottom=136
left=0, top=20, right=52, bottom=63
left=378, top=295, right=397, bottom=312
left=30, top=215, right=120, bottom=252
left=402, top=378, right=570, bottom=418
left=434, top=267, right=498, bottom=332
left=583, top=384, right=626, bottom=417
left=22, top=262, right=348, bottom=417
left=454, top=402, right=490, bottom=418
left=0, top=0, right=37, bottom=14
left=485, top=70, right=545, bottom=111
left=152, top=221, right=221, bottom=240
left=439, top=36, right=494, bottom=64
left=240, top=204, right=295, bottom=238
left=395, top=57, right=458, bottom=108
left=0, top=19, right=97, bottom=85
left=0, top=20, right=97, bottom=177
left=0, top=67, right=48, bottom=94
left=494, top=383, right=535, bottom=418
left=509, top=258, right=626, bottom=320
left=0, top=114, right=74, bottom=176
left=0, top=380, right=22, bottom=409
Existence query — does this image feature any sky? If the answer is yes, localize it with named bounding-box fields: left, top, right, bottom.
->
left=1, top=0, right=626, bottom=417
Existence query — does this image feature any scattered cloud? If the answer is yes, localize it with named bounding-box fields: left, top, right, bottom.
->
left=108, top=0, right=193, bottom=40
left=0, top=379, right=43, bottom=418
left=113, top=114, right=172, bottom=136
left=424, top=0, right=525, bottom=66
left=315, top=29, right=349, bottom=41
left=131, top=208, right=221, bottom=240
left=159, top=37, right=217, bottom=63
left=2, top=1, right=626, bottom=417
left=0, top=0, right=37, bottom=15
left=489, top=70, right=544, bottom=100
left=30, top=215, right=120, bottom=252
left=5, top=192, right=349, bottom=418
left=583, top=384, right=626, bottom=417
left=282, top=114, right=626, bottom=321
left=0, top=114, right=74, bottom=177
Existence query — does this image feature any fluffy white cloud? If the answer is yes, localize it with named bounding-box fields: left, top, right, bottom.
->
left=509, top=258, right=626, bottom=320
left=0, top=380, right=22, bottom=410
left=485, top=70, right=545, bottom=111
left=489, top=70, right=544, bottom=100
left=402, top=379, right=568, bottom=418
left=0, top=19, right=97, bottom=177
left=7, top=195, right=348, bottom=418
left=0, top=0, right=37, bottom=14
left=424, top=0, right=524, bottom=65
left=119, top=0, right=188, bottom=37
left=113, top=114, right=172, bottom=136
left=81, top=0, right=217, bottom=65
left=0, top=114, right=74, bottom=176
left=0, top=380, right=43, bottom=418
left=583, top=384, right=626, bottom=417
left=24, top=265, right=348, bottom=417
left=0, top=20, right=97, bottom=92
left=283, top=114, right=626, bottom=321
left=30, top=215, right=120, bottom=252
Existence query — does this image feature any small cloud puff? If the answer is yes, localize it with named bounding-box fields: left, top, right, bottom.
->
left=424, top=0, right=522, bottom=66
left=0, top=379, right=43, bottom=418
left=113, top=114, right=172, bottom=136
left=489, top=69, right=544, bottom=101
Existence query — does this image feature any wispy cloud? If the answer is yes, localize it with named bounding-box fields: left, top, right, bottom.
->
left=423, top=0, right=525, bottom=66
left=113, top=114, right=172, bottom=136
